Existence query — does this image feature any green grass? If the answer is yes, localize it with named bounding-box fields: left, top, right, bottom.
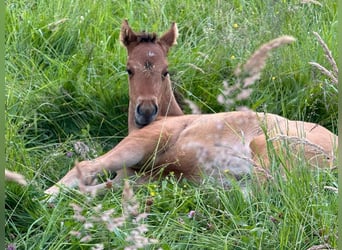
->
left=5, top=0, right=338, bottom=249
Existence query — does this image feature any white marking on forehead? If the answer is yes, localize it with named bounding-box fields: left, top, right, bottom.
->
left=147, top=51, right=155, bottom=57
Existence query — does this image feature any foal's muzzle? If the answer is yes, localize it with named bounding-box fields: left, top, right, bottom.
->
left=135, top=102, right=158, bottom=127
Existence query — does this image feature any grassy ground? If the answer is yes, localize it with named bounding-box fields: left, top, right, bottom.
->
left=5, top=0, right=338, bottom=249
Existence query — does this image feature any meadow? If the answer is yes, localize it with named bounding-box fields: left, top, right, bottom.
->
left=5, top=0, right=338, bottom=249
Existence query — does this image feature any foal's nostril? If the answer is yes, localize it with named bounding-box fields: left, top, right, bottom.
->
left=152, top=104, right=158, bottom=116
left=136, top=103, right=158, bottom=117
left=136, top=104, right=142, bottom=116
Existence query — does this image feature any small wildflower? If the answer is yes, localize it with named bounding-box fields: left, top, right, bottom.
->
left=145, top=197, right=154, bottom=213
left=73, top=214, right=86, bottom=222
left=91, top=244, right=104, bottom=250
left=106, top=217, right=126, bottom=231
left=188, top=210, right=196, bottom=218
left=70, top=230, right=82, bottom=238
left=70, top=203, right=83, bottom=213
left=84, top=222, right=94, bottom=229
left=74, top=141, right=90, bottom=158
left=150, top=191, right=156, bottom=197
left=147, top=197, right=154, bottom=206
left=101, top=208, right=115, bottom=222
left=94, top=204, right=102, bottom=213
left=184, top=99, right=201, bottom=114
left=70, top=203, right=86, bottom=222
left=80, top=235, right=92, bottom=242
left=178, top=217, right=185, bottom=224
left=7, top=243, right=16, bottom=250
left=272, top=76, right=276, bottom=81
left=230, top=55, right=236, bottom=60
left=105, top=180, right=113, bottom=189
left=233, top=23, right=239, bottom=29
left=270, top=216, right=279, bottom=224
left=66, top=151, right=73, bottom=158
left=123, top=180, right=135, bottom=201
left=135, top=212, right=149, bottom=222
left=236, top=89, right=253, bottom=100
left=207, top=223, right=215, bottom=230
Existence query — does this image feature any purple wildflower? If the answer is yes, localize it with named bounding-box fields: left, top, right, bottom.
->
left=7, top=244, right=16, bottom=250
left=66, top=151, right=73, bottom=158
left=188, top=210, right=196, bottom=219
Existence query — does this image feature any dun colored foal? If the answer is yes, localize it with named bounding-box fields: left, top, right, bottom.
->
left=45, top=20, right=337, bottom=197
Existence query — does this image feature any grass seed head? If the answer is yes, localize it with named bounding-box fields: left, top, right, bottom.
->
left=235, top=35, right=296, bottom=87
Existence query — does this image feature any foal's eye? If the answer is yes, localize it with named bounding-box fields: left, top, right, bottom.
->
left=162, top=71, right=169, bottom=79
left=126, top=68, right=133, bottom=76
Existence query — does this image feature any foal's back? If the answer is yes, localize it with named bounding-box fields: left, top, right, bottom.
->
left=147, top=111, right=336, bottom=182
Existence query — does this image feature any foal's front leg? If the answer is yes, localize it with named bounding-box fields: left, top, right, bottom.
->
left=45, top=127, right=170, bottom=197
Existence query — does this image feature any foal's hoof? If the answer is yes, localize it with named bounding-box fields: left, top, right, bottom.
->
left=43, top=186, right=60, bottom=203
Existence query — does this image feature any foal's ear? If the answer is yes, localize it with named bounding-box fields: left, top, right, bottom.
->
left=120, top=19, right=137, bottom=47
left=159, top=22, right=178, bottom=52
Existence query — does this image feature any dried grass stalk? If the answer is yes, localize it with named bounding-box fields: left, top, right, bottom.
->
left=323, top=186, right=338, bottom=193
left=269, top=135, right=336, bottom=163
left=47, top=18, right=69, bottom=31
left=301, top=0, right=323, bottom=6
left=78, top=180, right=114, bottom=197
left=313, top=32, right=338, bottom=76
left=5, top=169, right=27, bottom=186
left=70, top=180, right=157, bottom=249
left=184, top=99, right=202, bottom=114
left=235, top=36, right=296, bottom=87
left=306, top=243, right=335, bottom=250
left=308, top=62, right=338, bottom=84
left=309, top=31, right=338, bottom=85
left=218, top=35, right=295, bottom=110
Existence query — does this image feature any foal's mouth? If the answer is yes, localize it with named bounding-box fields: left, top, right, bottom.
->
left=134, top=115, right=157, bottom=127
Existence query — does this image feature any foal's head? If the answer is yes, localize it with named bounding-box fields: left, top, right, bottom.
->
left=120, top=20, right=183, bottom=132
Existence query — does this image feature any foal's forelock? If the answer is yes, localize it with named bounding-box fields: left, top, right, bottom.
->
left=144, top=60, right=155, bottom=71
left=136, top=32, right=157, bottom=43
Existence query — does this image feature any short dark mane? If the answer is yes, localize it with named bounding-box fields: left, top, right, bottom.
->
left=136, top=32, right=158, bottom=43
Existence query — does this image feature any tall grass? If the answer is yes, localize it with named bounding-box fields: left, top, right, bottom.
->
left=5, top=0, right=337, bottom=249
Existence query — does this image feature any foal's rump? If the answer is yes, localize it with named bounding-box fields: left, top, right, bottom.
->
left=249, top=112, right=337, bottom=172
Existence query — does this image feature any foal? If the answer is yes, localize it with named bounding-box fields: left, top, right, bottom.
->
left=45, top=21, right=337, bottom=197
